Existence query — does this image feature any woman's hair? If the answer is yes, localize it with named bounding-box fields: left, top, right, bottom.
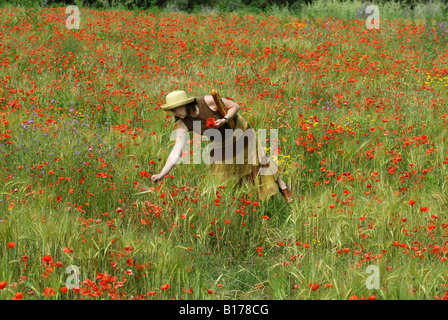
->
left=174, top=98, right=197, bottom=122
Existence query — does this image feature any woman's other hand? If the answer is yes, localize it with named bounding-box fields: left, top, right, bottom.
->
left=214, top=118, right=227, bottom=128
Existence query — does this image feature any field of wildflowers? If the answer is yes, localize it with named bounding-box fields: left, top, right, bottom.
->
left=1, top=2, right=448, bottom=301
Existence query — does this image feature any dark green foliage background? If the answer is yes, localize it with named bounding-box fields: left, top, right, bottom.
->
left=3, top=0, right=448, bottom=13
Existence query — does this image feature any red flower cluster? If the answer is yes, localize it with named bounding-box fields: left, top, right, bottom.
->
left=206, top=117, right=215, bottom=129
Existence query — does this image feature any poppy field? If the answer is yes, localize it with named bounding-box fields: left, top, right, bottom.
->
left=1, top=2, right=448, bottom=300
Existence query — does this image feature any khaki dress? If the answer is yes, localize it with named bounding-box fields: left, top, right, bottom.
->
left=181, top=96, right=282, bottom=201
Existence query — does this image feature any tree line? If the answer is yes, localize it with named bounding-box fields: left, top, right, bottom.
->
left=3, top=0, right=447, bottom=13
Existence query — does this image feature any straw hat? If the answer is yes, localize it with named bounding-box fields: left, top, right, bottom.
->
left=161, top=91, right=195, bottom=111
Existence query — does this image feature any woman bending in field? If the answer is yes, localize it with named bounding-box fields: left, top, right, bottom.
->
left=150, top=90, right=293, bottom=203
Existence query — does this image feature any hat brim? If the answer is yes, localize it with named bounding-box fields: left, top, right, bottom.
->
left=161, top=97, right=195, bottom=111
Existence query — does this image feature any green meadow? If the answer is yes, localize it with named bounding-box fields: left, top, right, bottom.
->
left=1, top=0, right=448, bottom=300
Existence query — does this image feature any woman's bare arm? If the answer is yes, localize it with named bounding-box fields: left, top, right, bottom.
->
left=151, top=122, right=189, bottom=183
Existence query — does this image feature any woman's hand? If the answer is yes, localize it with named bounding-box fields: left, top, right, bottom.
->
left=214, top=118, right=227, bottom=128
left=151, top=173, right=164, bottom=183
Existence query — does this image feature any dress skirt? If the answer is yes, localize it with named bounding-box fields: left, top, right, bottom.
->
left=207, top=113, right=282, bottom=201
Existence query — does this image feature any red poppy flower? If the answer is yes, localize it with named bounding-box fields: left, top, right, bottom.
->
left=42, top=255, right=53, bottom=263
left=63, top=247, right=73, bottom=253
left=0, top=281, right=7, bottom=290
left=309, top=283, right=320, bottom=291
left=7, top=242, right=15, bottom=249
left=12, top=292, right=23, bottom=300
left=44, top=288, right=55, bottom=297
left=420, top=207, right=429, bottom=212
left=72, top=286, right=81, bottom=293
left=161, top=283, right=170, bottom=291
left=206, top=117, right=215, bottom=129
